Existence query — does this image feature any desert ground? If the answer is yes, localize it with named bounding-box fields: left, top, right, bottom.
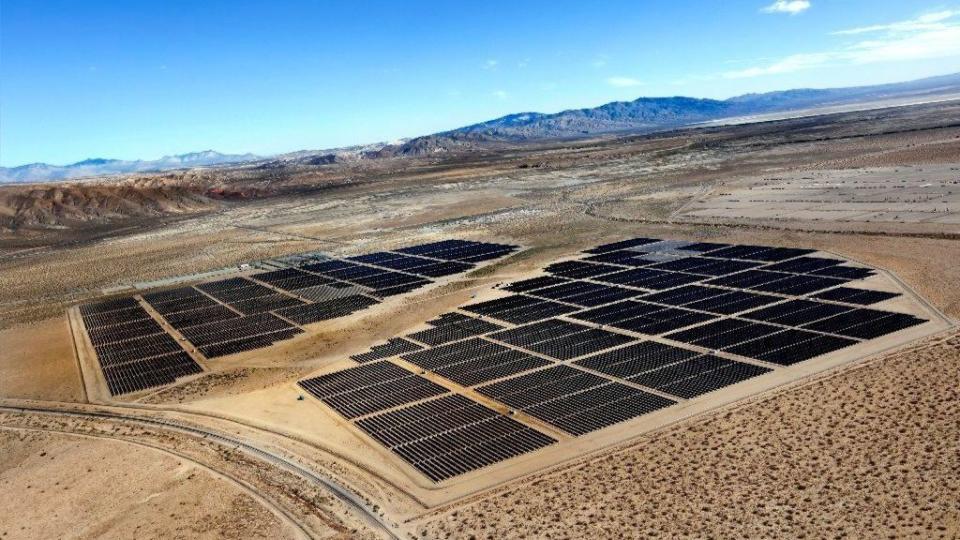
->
left=1, top=100, right=958, bottom=538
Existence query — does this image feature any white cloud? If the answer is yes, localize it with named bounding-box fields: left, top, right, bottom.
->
left=724, top=52, right=832, bottom=78
left=762, top=0, right=811, bottom=15
left=606, top=76, right=644, bottom=87
left=725, top=11, right=960, bottom=78
left=592, top=55, right=609, bottom=68
left=833, top=9, right=959, bottom=35
left=483, top=59, right=499, bottom=70
left=492, top=90, right=508, bottom=100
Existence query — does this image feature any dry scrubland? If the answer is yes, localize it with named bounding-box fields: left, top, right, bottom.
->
left=415, top=333, right=960, bottom=539
left=1, top=101, right=959, bottom=538
left=0, top=429, right=293, bottom=539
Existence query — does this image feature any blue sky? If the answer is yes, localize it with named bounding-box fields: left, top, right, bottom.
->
left=3, top=1, right=960, bottom=166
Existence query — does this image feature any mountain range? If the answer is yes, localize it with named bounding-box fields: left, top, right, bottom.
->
left=376, top=72, right=960, bottom=155
left=4, top=72, right=960, bottom=182
left=0, top=150, right=260, bottom=183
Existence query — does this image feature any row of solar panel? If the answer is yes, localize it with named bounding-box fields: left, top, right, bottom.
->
left=86, top=240, right=517, bottom=373
left=79, top=299, right=203, bottom=396
left=394, top=239, right=518, bottom=263
left=298, top=361, right=450, bottom=419
left=349, top=316, right=776, bottom=438
left=354, top=394, right=556, bottom=481
left=139, top=286, right=307, bottom=359
left=102, top=352, right=203, bottom=395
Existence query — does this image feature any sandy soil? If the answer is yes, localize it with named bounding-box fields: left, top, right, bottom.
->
left=0, top=429, right=295, bottom=539
left=682, top=164, right=960, bottom=224
left=413, top=331, right=960, bottom=539
left=0, top=317, right=84, bottom=401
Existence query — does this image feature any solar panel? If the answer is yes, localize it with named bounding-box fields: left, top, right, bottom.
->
left=803, top=309, right=924, bottom=339
left=575, top=341, right=701, bottom=379
left=350, top=338, right=423, bottom=363
left=299, top=363, right=449, bottom=418
left=101, top=351, right=203, bottom=395
left=519, top=328, right=635, bottom=360
left=763, top=256, right=843, bottom=274
left=677, top=242, right=731, bottom=252
left=544, top=260, right=623, bottom=279
left=148, top=293, right=220, bottom=315
left=405, top=316, right=503, bottom=346
left=275, top=295, right=380, bottom=324
left=665, top=319, right=782, bottom=350
left=593, top=268, right=702, bottom=290
left=742, top=299, right=853, bottom=327
left=583, top=237, right=661, bottom=254
left=356, top=394, right=555, bottom=482
left=86, top=317, right=165, bottom=347
left=162, top=305, right=240, bottom=329
left=813, top=287, right=900, bottom=306
left=462, top=294, right=579, bottom=324
left=476, top=365, right=675, bottom=435
left=177, top=312, right=294, bottom=345
left=434, top=352, right=552, bottom=386
left=401, top=338, right=514, bottom=371
left=811, top=265, right=875, bottom=279
left=79, top=297, right=140, bottom=316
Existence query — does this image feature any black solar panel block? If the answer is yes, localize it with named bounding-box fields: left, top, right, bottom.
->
left=544, top=261, right=623, bottom=279
left=401, top=337, right=513, bottom=371
left=101, top=351, right=203, bottom=396
left=434, top=350, right=552, bottom=386
left=525, top=383, right=675, bottom=435
left=299, top=363, right=449, bottom=419
left=406, top=317, right=504, bottom=346
left=742, top=299, right=853, bottom=327
left=814, top=287, right=900, bottom=306
left=678, top=242, right=731, bottom=252
left=521, top=328, right=635, bottom=360
left=276, top=295, right=379, bottom=325
left=351, top=338, right=424, bottom=363
left=804, top=309, right=925, bottom=339
left=80, top=297, right=140, bottom=316
left=575, top=341, right=700, bottom=379
left=659, top=360, right=771, bottom=399
left=357, top=394, right=555, bottom=482
left=503, top=275, right=571, bottom=292
left=584, top=238, right=661, bottom=254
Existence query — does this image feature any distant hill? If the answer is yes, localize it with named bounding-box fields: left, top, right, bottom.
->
left=6, top=72, right=960, bottom=181
left=0, top=150, right=260, bottom=183
left=377, top=72, right=960, bottom=155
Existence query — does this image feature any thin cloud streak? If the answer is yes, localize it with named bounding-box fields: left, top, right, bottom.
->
left=833, top=10, right=959, bottom=35
left=762, top=0, right=811, bottom=15
left=725, top=11, right=960, bottom=78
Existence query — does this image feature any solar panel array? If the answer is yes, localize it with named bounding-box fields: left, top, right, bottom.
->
left=79, top=299, right=202, bottom=395
left=302, top=238, right=928, bottom=482
left=355, top=395, right=556, bottom=481
left=78, top=239, right=518, bottom=396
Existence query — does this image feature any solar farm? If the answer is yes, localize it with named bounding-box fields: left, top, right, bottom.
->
left=296, top=237, right=939, bottom=487
left=11, top=97, right=959, bottom=539
left=73, top=239, right=518, bottom=397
